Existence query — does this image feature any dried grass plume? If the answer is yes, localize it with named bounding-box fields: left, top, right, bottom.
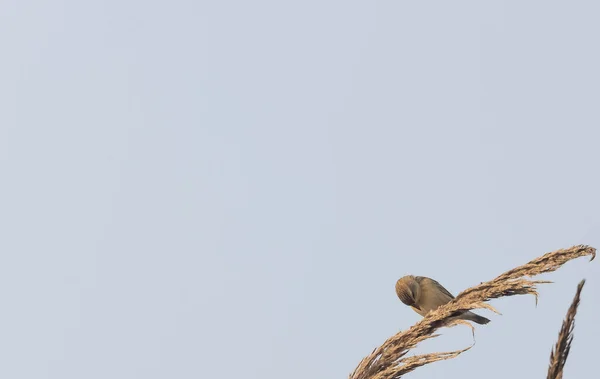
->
left=546, top=279, right=586, bottom=379
left=349, top=245, right=595, bottom=379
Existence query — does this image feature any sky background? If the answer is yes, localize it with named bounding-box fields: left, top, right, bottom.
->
left=1, top=1, right=599, bottom=378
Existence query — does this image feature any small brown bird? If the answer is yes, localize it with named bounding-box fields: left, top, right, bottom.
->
left=395, top=275, right=490, bottom=325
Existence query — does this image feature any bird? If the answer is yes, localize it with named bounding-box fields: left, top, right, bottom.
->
left=395, top=275, right=490, bottom=325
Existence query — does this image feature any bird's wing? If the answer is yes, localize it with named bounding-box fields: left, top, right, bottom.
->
left=415, top=276, right=455, bottom=299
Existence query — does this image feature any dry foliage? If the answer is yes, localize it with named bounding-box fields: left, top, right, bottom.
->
left=546, top=279, right=585, bottom=379
left=350, top=245, right=596, bottom=379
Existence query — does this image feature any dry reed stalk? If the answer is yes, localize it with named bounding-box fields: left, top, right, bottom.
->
left=546, top=279, right=585, bottom=379
left=349, top=245, right=596, bottom=379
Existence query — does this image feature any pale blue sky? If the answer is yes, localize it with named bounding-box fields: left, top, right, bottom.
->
left=1, top=1, right=598, bottom=378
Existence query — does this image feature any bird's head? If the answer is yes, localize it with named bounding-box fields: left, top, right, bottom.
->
left=395, top=275, right=421, bottom=310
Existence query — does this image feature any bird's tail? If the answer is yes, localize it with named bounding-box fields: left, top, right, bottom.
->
left=461, top=311, right=490, bottom=325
